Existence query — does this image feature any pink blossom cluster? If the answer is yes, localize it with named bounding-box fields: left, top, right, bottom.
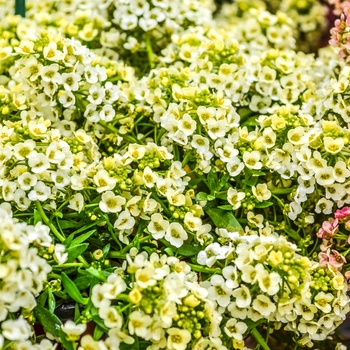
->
left=317, top=207, right=350, bottom=271
left=328, top=0, right=350, bottom=15
left=329, top=0, right=350, bottom=62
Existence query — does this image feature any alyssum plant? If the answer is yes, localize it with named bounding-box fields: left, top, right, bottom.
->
left=1, top=0, right=350, bottom=349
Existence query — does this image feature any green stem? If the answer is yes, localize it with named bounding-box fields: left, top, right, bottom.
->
left=251, top=328, right=271, bottom=350
left=145, top=34, right=155, bottom=69
left=182, top=150, right=193, bottom=167
left=98, top=120, right=141, bottom=144
left=36, top=201, right=65, bottom=242
left=188, top=264, right=222, bottom=275
left=36, top=201, right=89, bottom=267
left=52, top=263, right=84, bottom=269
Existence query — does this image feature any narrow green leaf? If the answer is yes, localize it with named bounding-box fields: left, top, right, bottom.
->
left=255, top=201, right=273, bottom=209
left=102, top=243, right=111, bottom=257
left=250, top=170, right=266, bottom=176
left=71, top=229, right=96, bottom=247
left=37, top=290, right=48, bottom=307
left=59, top=220, right=81, bottom=229
left=206, top=208, right=244, bottom=234
left=176, top=244, right=201, bottom=257
left=34, top=209, right=41, bottom=225
left=48, top=289, right=56, bottom=313
left=74, top=276, right=91, bottom=291
left=34, top=304, right=62, bottom=337
left=251, top=327, right=271, bottom=350
left=217, top=205, right=233, bottom=210
left=65, top=243, right=89, bottom=263
left=63, top=232, right=75, bottom=247
left=81, top=268, right=108, bottom=282
left=218, top=173, right=230, bottom=191
left=61, top=272, right=88, bottom=305
left=93, top=325, right=105, bottom=341
left=195, top=192, right=208, bottom=201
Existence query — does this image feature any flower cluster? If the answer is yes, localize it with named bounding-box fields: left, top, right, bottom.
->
left=0, top=204, right=61, bottom=348
left=0, top=1, right=350, bottom=349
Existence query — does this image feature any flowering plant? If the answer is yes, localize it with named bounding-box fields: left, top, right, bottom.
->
left=0, top=0, right=350, bottom=350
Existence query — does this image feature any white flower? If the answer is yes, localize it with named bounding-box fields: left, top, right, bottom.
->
left=252, top=183, right=271, bottom=202
left=231, top=285, right=251, bottom=308
left=68, top=193, right=85, bottom=213
left=28, top=181, right=51, bottom=202
left=114, top=211, right=135, bottom=230
left=208, top=275, right=232, bottom=307
left=99, top=306, right=123, bottom=329
left=178, top=114, right=196, bottom=136
left=314, top=292, right=333, bottom=313
left=252, top=294, right=276, bottom=317
left=99, top=191, right=126, bottom=213
left=257, top=270, right=281, bottom=295
left=147, top=213, right=169, bottom=239
left=223, top=266, right=239, bottom=289
left=184, top=212, right=201, bottom=232
left=227, top=188, right=245, bottom=210
left=128, top=311, right=152, bottom=338
left=197, top=243, right=229, bottom=267
left=28, top=153, right=50, bottom=173
left=315, top=167, right=335, bottom=186
left=333, top=161, right=350, bottom=183
left=165, top=222, right=187, bottom=248
left=167, top=328, right=191, bottom=350
left=61, top=321, right=87, bottom=341
left=53, top=244, right=68, bottom=265
left=243, top=151, right=262, bottom=170
left=324, top=137, right=344, bottom=154
left=224, top=318, right=248, bottom=340
left=93, top=169, right=117, bottom=193
left=315, top=197, right=334, bottom=214
left=2, top=317, right=32, bottom=341
left=142, top=166, right=158, bottom=188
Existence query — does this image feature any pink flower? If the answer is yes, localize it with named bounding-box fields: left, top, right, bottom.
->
left=329, top=250, right=346, bottom=268
left=319, top=250, right=330, bottom=265
left=335, top=206, right=350, bottom=220
left=318, top=219, right=339, bottom=239
left=345, top=270, right=350, bottom=280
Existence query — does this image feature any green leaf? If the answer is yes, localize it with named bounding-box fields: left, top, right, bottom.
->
left=217, top=205, right=233, bottom=210
left=70, top=229, right=96, bottom=247
left=206, top=208, right=244, bottom=234
left=251, top=327, right=271, bottom=350
left=218, top=173, right=230, bottom=191
left=176, top=244, right=201, bottom=257
left=93, top=325, right=105, bottom=341
left=59, top=220, right=81, bottom=229
left=63, top=232, right=75, bottom=247
left=255, top=201, right=273, bottom=208
left=91, top=315, right=110, bottom=333
left=81, top=268, right=108, bottom=282
left=102, top=243, right=111, bottom=257
left=242, top=116, right=258, bottom=126
left=37, top=290, right=48, bottom=307
left=34, top=209, right=41, bottom=225
left=61, top=272, right=88, bottom=305
left=164, top=247, right=174, bottom=256
left=74, top=276, right=91, bottom=291
left=250, top=170, right=266, bottom=176
left=34, top=304, right=62, bottom=337
left=195, top=192, right=208, bottom=201
left=58, top=329, right=75, bottom=350
left=244, top=176, right=259, bottom=187
left=65, top=243, right=89, bottom=263
left=48, top=289, right=56, bottom=313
